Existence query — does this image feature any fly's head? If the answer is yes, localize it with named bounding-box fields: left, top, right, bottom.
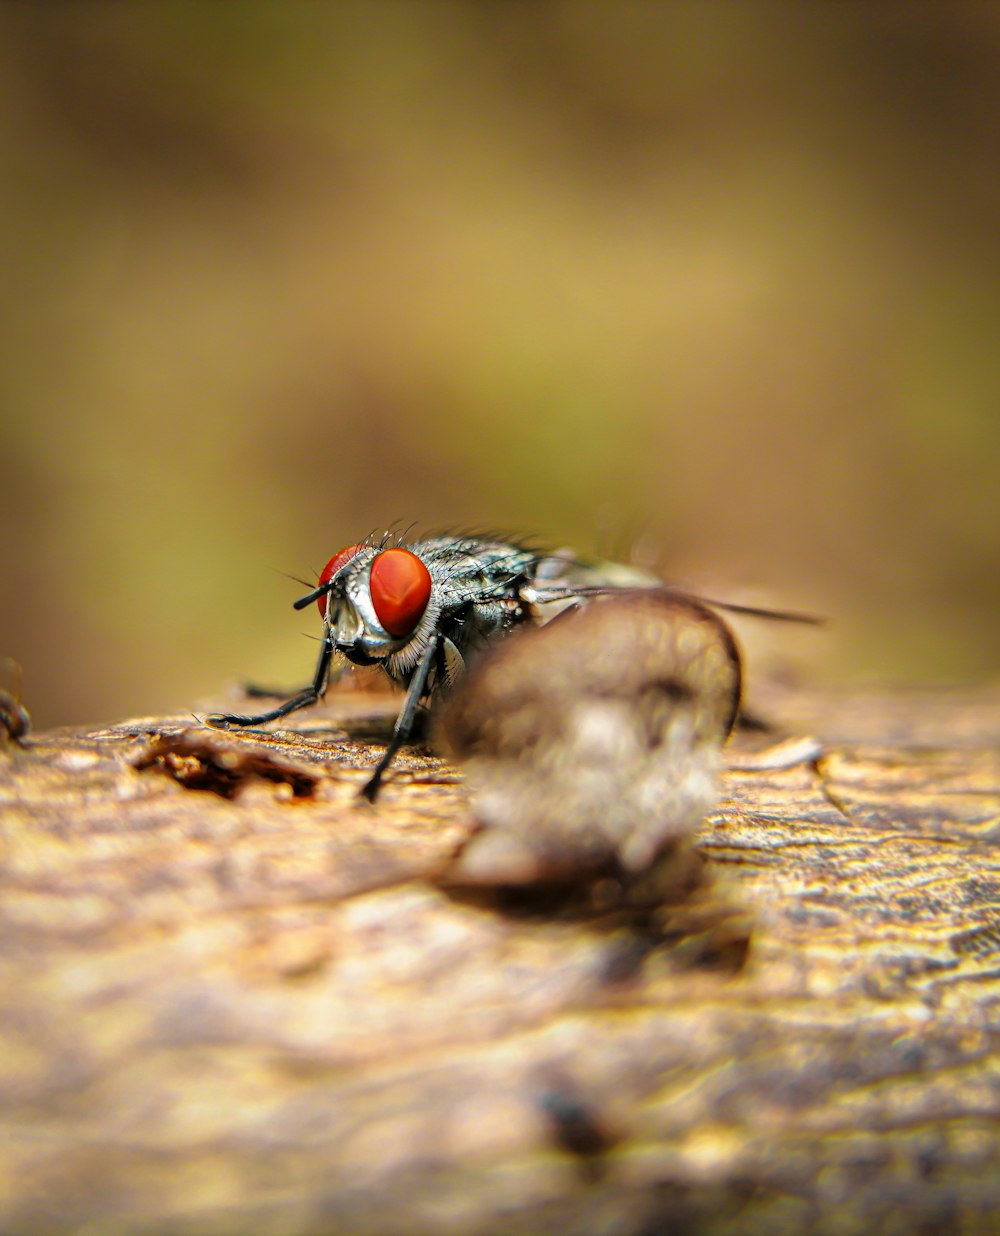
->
left=308, top=543, right=439, bottom=671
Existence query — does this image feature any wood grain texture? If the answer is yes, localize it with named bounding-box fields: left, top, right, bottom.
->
left=1, top=684, right=999, bottom=1236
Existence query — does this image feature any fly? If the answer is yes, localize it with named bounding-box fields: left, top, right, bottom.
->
left=206, top=532, right=817, bottom=801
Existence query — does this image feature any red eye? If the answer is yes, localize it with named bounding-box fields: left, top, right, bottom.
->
left=316, top=543, right=363, bottom=616
left=369, top=548, right=432, bottom=637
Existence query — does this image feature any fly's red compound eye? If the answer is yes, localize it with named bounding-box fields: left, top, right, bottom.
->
left=369, top=548, right=432, bottom=637
left=316, top=544, right=363, bottom=616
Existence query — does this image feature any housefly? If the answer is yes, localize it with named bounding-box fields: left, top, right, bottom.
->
left=206, top=532, right=816, bottom=801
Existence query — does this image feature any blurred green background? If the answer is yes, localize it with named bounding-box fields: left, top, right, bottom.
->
left=1, top=2, right=997, bottom=730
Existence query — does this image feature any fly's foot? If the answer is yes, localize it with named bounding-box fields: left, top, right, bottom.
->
left=359, top=778, right=381, bottom=804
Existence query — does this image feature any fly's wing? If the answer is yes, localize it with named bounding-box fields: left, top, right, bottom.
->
left=523, top=550, right=662, bottom=624
left=534, top=549, right=662, bottom=591
left=524, top=549, right=823, bottom=628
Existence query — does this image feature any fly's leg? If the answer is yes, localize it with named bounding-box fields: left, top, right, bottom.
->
left=361, top=636, right=438, bottom=803
left=206, top=637, right=334, bottom=729
left=241, top=652, right=350, bottom=700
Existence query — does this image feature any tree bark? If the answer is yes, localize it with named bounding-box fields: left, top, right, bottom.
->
left=1, top=683, right=999, bottom=1235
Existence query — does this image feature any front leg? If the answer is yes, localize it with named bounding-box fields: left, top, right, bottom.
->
left=207, top=638, right=335, bottom=729
left=361, top=636, right=439, bottom=803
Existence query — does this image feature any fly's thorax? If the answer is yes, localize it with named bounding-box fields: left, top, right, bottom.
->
left=416, top=537, right=539, bottom=596
left=416, top=537, right=540, bottom=641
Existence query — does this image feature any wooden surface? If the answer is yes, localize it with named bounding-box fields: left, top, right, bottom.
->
left=1, top=682, right=1000, bottom=1235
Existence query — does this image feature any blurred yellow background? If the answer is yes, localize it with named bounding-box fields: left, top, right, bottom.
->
left=1, top=3, right=997, bottom=729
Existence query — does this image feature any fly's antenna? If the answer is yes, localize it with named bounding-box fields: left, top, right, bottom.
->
left=293, top=582, right=333, bottom=611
